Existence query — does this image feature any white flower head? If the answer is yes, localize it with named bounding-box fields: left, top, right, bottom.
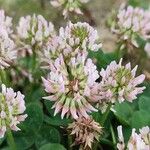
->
left=17, top=14, right=55, bottom=53
left=98, top=59, right=145, bottom=104
left=0, top=29, right=16, bottom=69
left=42, top=53, right=99, bottom=119
left=0, top=84, right=27, bottom=138
left=41, top=22, right=101, bottom=67
left=112, top=5, right=150, bottom=49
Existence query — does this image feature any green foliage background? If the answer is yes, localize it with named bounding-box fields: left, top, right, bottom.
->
left=0, top=0, right=149, bottom=150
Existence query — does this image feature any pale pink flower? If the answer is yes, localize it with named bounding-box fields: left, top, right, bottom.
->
left=42, top=22, right=101, bottom=68
left=117, top=126, right=150, bottom=150
left=68, top=117, right=102, bottom=149
left=98, top=59, right=145, bottom=104
left=112, top=5, right=150, bottom=48
left=59, top=22, right=102, bottom=52
left=0, top=10, right=16, bottom=69
left=50, top=0, right=90, bottom=18
left=0, top=29, right=17, bottom=69
left=0, top=84, right=27, bottom=138
left=42, top=53, right=99, bottom=119
left=17, top=14, right=55, bottom=53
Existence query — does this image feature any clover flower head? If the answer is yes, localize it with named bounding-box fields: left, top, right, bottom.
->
left=41, top=22, right=101, bottom=67
left=59, top=22, right=102, bottom=53
left=0, top=29, right=16, bottom=69
left=117, top=126, right=150, bottom=150
left=99, top=58, right=145, bottom=103
left=0, top=84, right=27, bottom=138
left=42, top=53, right=99, bottom=119
left=0, top=10, right=13, bottom=35
left=113, top=5, right=150, bottom=48
left=17, top=14, right=55, bottom=52
left=50, top=0, right=90, bottom=18
left=68, top=116, right=102, bottom=149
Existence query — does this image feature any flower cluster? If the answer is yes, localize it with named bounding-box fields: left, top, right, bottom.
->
left=98, top=59, right=145, bottom=104
left=42, top=21, right=146, bottom=149
left=0, top=10, right=16, bottom=69
left=42, top=22, right=102, bottom=66
left=50, top=0, right=90, bottom=18
left=17, top=14, right=55, bottom=54
left=42, top=22, right=145, bottom=118
left=68, top=117, right=102, bottom=149
left=112, top=5, right=150, bottom=52
left=117, top=126, right=150, bottom=150
left=42, top=53, right=99, bottom=119
left=0, top=84, right=27, bottom=138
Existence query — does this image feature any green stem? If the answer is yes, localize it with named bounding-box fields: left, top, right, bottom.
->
left=6, top=129, right=17, bottom=150
left=110, top=124, right=117, bottom=150
left=0, top=69, right=7, bottom=85
left=100, top=103, right=112, bottom=126
left=94, top=103, right=112, bottom=150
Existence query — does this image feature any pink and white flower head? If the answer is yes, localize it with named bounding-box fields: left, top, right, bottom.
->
left=17, top=14, right=55, bottom=53
left=42, top=53, right=99, bottom=119
left=59, top=22, right=102, bottom=53
left=0, top=10, right=13, bottom=35
left=68, top=116, right=102, bottom=149
left=113, top=5, right=150, bottom=49
left=50, top=0, right=90, bottom=18
left=99, top=58, right=145, bottom=103
left=117, top=126, right=150, bottom=150
left=0, top=29, right=16, bottom=69
left=0, top=84, right=27, bottom=138
left=41, top=22, right=101, bottom=67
